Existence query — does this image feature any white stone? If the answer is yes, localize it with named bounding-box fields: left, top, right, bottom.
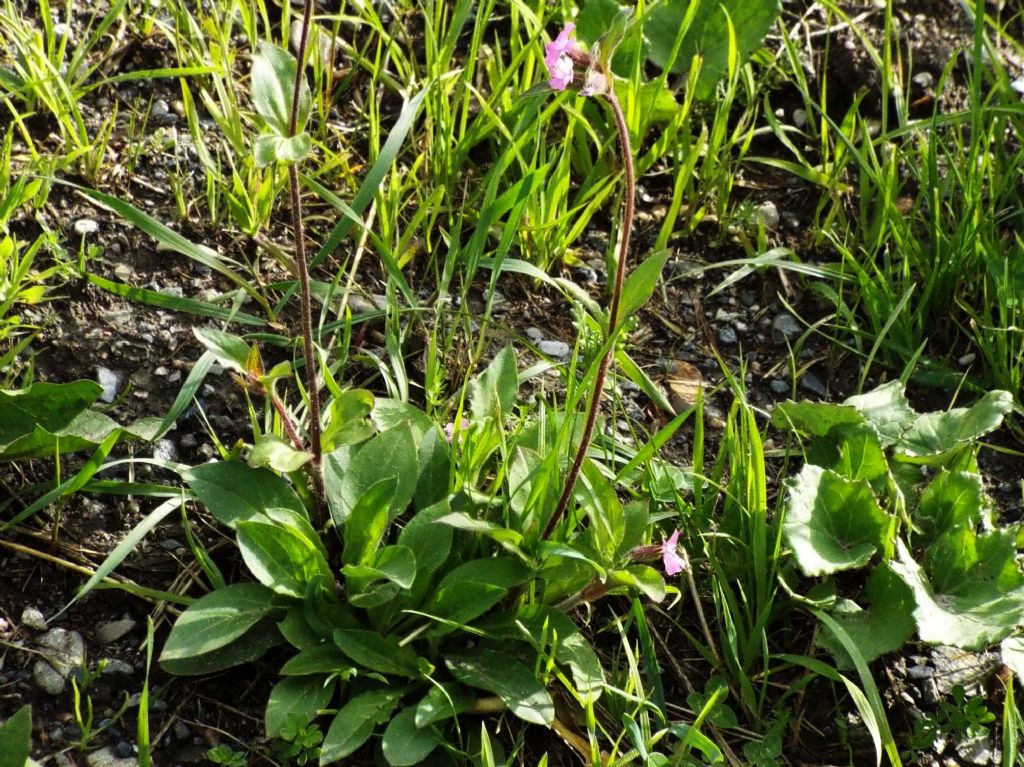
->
left=97, top=367, right=120, bottom=402
left=21, top=606, right=48, bottom=630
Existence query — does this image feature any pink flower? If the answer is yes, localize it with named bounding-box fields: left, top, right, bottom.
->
left=662, top=529, right=685, bottom=576
left=443, top=418, right=470, bottom=443
left=544, top=23, right=577, bottom=91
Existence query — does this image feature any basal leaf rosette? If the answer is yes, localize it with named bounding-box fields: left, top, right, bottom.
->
left=890, top=536, right=1024, bottom=651
left=784, top=464, right=889, bottom=577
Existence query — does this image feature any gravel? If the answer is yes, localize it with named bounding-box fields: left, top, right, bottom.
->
left=21, top=606, right=47, bottom=631
left=95, top=618, right=137, bottom=645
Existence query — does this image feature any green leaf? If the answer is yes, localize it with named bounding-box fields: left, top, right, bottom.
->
left=0, top=380, right=100, bottom=449
left=161, top=619, right=281, bottom=675
left=818, top=565, right=916, bottom=667
left=435, top=556, right=533, bottom=592
left=506, top=606, right=606, bottom=702
left=280, top=643, right=354, bottom=676
left=891, top=538, right=1024, bottom=650
left=342, top=476, right=397, bottom=566
left=784, top=465, right=889, bottom=576
left=344, top=545, right=417, bottom=607
left=1000, top=636, right=1024, bottom=681
left=237, top=520, right=332, bottom=598
left=414, top=684, right=475, bottom=727
left=193, top=327, right=250, bottom=374
left=434, top=512, right=523, bottom=548
left=809, top=423, right=888, bottom=482
left=266, top=675, right=335, bottom=738
left=183, top=461, right=305, bottom=528
left=251, top=41, right=309, bottom=136
left=381, top=707, right=440, bottom=767
left=771, top=400, right=864, bottom=438
left=254, top=134, right=280, bottom=168
left=397, top=500, right=453, bottom=584
left=897, top=391, right=1013, bottom=459
left=424, top=582, right=507, bottom=636
left=645, top=0, right=781, bottom=100
left=617, top=249, right=670, bottom=327
left=913, top=471, right=985, bottom=547
left=844, top=381, right=916, bottom=447
left=469, top=346, right=519, bottom=422
left=320, top=688, right=402, bottom=764
left=324, top=422, right=418, bottom=527
left=276, top=132, right=312, bottom=163
left=160, top=583, right=278, bottom=661
left=926, top=528, right=1023, bottom=596
left=446, top=650, right=554, bottom=725
left=333, top=629, right=420, bottom=677
left=0, top=705, right=31, bottom=767
left=611, top=565, right=667, bottom=603
left=597, top=6, right=635, bottom=67
left=248, top=433, right=313, bottom=473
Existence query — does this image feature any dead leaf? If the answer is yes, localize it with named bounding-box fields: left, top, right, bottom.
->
left=663, top=359, right=703, bottom=413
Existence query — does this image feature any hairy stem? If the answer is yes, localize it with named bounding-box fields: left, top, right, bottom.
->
left=289, top=0, right=325, bottom=524
left=543, top=89, right=635, bottom=541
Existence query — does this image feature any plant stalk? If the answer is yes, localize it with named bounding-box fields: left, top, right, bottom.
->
left=289, top=0, right=325, bottom=524
left=543, top=88, right=635, bottom=540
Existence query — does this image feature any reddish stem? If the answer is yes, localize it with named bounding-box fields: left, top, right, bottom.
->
left=543, top=87, right=635, bottom=541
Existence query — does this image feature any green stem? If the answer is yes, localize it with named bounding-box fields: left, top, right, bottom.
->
left=543, top=88, right=635, bottom=541
left=289, top=0, right=325, bottom=525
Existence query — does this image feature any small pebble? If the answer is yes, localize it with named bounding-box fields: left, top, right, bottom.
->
left=115, top=742, right=134, bottom=759
left=103, top=659, right=135, bottom=677
left=907, top=664, right=934, bottom=680
left=793, top=108, right=808, bottom=128
left=912, top=71, right=934, bottom=89
left=525, top=327, right=544, bottom=343
left=179, top=433, right=198, bottom=450
left=21, top=606, right=48, bottom=630
left=771, top=313, right=802, bottom=344
left=717, top=327, right=738, bottom=345
left=800, top=372, right=827, bottom=398
left=96, top=618, right=137, bottom=645
left=756, top=201, right=780, bottom=230
left=74, top=218, right=99, bottom=236
left=113, top=263, right=133, bottom=281
left=85, top=746, right=138, bottom=767
left=152, top=439, right=178, bottom=463
left=538, top=340, right=571, bottom=359
left=769, top=379, right=789, bottom=395
left=97, top=367, right=120, bottom=403
left=161, top=539, right=185, bottom=552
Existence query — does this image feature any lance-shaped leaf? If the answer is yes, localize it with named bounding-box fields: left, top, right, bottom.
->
left=446, top=649, right=554, bottom=725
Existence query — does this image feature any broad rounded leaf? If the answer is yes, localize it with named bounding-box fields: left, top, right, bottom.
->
left=784, top=465, right=888, bottom=576
left=913, top=470, right=985, bottom=547
left=898, top=391, right=1013, bottom=458
left=891, top=539, right=1024, bottom=650
left=844, top=381, right=915, bottom=447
